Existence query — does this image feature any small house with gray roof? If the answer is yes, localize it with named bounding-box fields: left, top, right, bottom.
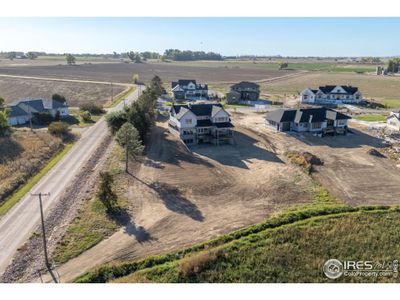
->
left=265, top=107, right=351, bottom=135
left=7, top=98, right=69, bottom=126
left=169, top=103, right=233, bottom=145
left=301, top=85, right=362, bottom=104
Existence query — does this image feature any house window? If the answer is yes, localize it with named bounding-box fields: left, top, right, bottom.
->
left=312, top=122, right=321, bottom=129
left=185, top=119, right=192, bottom=125
left=216, top=117, right=226, bottom=122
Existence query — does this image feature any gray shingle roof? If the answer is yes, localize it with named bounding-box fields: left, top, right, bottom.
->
left=266, top=108, right=351, bottom=123
left=231, top=81, right=260, bottom=89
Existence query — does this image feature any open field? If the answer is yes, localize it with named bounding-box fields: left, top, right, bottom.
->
left=150, top=60, right=377, bottom=73
left=0, top=62, right=299, bottom=85
left=92, top=206, right=400, bottom=283
left=0, top=77, right=124, bottom=106
left=0, top=130, right=63, bottom=205
left=263, top=72, right=400, bottom=102
left=234, top=110, right=400, bottom=205
left=43, top=116, right=316, bottom=282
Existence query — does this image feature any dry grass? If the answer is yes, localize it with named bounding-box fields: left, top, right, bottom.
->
left=0, top=130, right=63, bottom=203
left=0, top=77, right=125, bottom=106
left=179, top=248, right=223, bottom=278
left=262, top=72, right=400, bottom=101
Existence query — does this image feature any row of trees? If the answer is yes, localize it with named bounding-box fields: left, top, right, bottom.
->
left=361, top=57, right=382, bottom=64
left=163, top=49, right=223, bottom=61
left=106, top=75, right=164, bottom=173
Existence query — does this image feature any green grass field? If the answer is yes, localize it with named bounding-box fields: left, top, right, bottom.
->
left=74, top=204, right=398, bottom=283
left=353, top=114, right=388, bottom=122
left=53, top=144, right=127, bottom=264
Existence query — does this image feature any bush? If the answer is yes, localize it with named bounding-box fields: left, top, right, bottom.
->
left=79, top=103, right=105, bottom=115
left=52, top=93, right=67, bottom=103
left=34, top=112, right=53, bottom=125
left=80, top=111, right=92, bottom=123
left=48, top=122, right=69, bottom=136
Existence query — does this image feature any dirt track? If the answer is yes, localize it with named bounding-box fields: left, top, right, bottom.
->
left=43, top=118, right=313, bottom=282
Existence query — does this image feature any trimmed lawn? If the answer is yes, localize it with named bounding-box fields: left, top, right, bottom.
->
left=353, top=114, right=388, bottom=122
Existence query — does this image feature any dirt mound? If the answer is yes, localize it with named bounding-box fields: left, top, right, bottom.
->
left=284, top=151, right=323, bottom=174
left=367, top=148, right=386, bottom=158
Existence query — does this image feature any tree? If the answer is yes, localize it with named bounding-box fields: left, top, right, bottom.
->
left=116, top=122, right=144, bottom=173
left=80, top=110, right=92, bottom=123
left=279, top=62, right=289, bottom=69
left=52, top=93, right=67, bottom=103
left=387, top=58, right=400, bottom=73
left=6, top=52, right=16, bottom=60
left=27, top=52, right=38, bottom=60
left=150, top=75, right=166, bottom=96
left=127, top=51, right=142, bottom=63
left=106, top=110, right=128, bottom=134
left=66, top=54, right=76, bottom=65
left=79, top=103, right=105, bottom=115
left=97, top=171, right=117, bottom=212
left=132, top=74, right=140, bottom=84
left=0, top=96, right=4, bottom=109
left=0, top=108, right=11, bottom=137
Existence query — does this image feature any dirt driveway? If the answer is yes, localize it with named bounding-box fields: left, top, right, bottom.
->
left=46, top=118, right=313, bottom=282
left=234, top=110, right=400, bottom=206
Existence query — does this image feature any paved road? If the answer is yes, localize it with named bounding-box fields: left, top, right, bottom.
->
left=0, top=85, right=142, bottom=277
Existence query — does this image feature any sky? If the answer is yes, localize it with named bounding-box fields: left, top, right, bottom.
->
left=0, top=17, right=399, bottom=57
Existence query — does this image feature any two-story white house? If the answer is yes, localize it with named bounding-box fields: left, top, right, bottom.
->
left=265, top=107, right=351, bottom=136
left=387, top=111, right=400, bottom=131
left=171, top=79, right=209, bottom=100
left=169, top=103, right=234, bottom=145
left=301, top=85, right=362, bottom=104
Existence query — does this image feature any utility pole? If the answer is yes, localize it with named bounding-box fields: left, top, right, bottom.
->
left=28, top=104, right=33, bottom=131
left=31, top=192, right=58, bottom=283
left=125, top=133, right=129, bottom=173
left=111, top=82, right=114, bottom=103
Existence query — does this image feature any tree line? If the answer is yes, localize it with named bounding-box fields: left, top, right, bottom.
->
left=105, top=75, right=165, bottom=173
left=162, top=49, right=223, bottom=61
left=387, top=58, right=400, bottom=73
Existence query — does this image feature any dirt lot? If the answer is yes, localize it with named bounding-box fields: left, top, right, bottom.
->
left=0, top=77, right=125, bottom=106
left=234, top=110, right=400, bottom=205
left=47, top=117, right=314, bottom=282
left=0, top=62, right=299, bottom=85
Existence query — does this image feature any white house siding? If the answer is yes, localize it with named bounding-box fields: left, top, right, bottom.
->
left=179, top=111, right=197, bottom=128
left=211, top=110, right=230, bottom=123
left=8, top=115, right=30, bottom=126
left=301, top=89, right=316, bottom=103
left=387, top=115, right=400, bottom=130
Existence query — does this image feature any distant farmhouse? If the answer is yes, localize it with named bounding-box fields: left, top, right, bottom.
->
left=169, top=103, right=234, bottom=145
left=265, top=107, right=351, bottom=136
left=7, top=98, right=69, bottom=126
left=226, top=81, right=260, bottom=103
left=300, top=85, right=362, bottom=104
left=171, top=79, right=209, bottom=100
left=387, top=111, right=400, bottom=131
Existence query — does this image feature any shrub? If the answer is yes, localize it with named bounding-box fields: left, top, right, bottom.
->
left=48, top=122, right=69, bottom=136
left=80, top=111, right=92, bottom=123
left=97, top=171, right=117, bottom=213
left=284, top=151, right=323, bottom=174
left=79, top=103, right=105, bottom=115
left=179, top=249, right=222, bottom=278
left=34, top=112, right=53, bottom=125
left=52, top=93, right=67, bottom=103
